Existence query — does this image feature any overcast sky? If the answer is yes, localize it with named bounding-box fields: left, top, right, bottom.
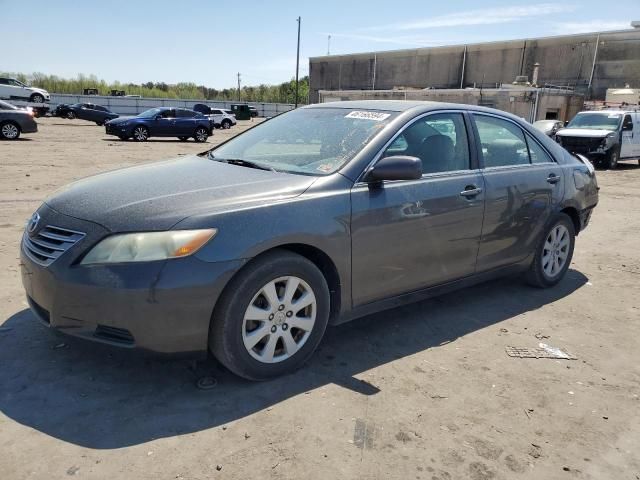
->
left=1, top=0, right=638, bottom=89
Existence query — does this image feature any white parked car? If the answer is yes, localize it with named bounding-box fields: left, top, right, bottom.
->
left=209, top=108, right=237, bottom=129
left=0, top=77, right=50, bottom=103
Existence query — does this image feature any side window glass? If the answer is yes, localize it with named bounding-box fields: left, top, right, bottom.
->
left=383, top=112, right=470, bottom=174
left=161, top=109, right=175, bottom=119
left=526, top=133, right=553, bottom=164
left=474, top=115, right=529, bottom=167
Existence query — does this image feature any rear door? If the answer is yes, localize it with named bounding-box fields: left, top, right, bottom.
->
left=472, top=113, right=564, bottom=272
left=351, top=111, right=485, bottom=306
left=175, top=109, right=197, bottom=135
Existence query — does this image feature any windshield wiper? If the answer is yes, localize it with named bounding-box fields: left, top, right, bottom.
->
left=209, top=154, right=276, bottom=172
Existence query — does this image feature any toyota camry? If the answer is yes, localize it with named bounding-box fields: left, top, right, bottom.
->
left=20, top=101, right=599, bottom=380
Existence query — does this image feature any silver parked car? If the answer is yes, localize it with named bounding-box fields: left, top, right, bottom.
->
left=533, top=119, right=564, bottom=139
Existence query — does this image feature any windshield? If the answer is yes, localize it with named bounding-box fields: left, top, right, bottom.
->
left=137, top=108, right=163, bottom=118
left=566, top=113, right=621, bottom=131
left=0, top=100, right=17, bottom=110
left=210, top=107, right=397, bottom=175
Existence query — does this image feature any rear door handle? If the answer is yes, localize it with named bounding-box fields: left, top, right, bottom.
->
left=460, top=186, right=483, bottom=197
left=547, top=174, right=561, bottom=184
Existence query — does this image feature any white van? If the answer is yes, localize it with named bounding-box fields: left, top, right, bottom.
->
left=0, top=77, right=50, bottom=103
left=556, top=110, right=640, bottom=169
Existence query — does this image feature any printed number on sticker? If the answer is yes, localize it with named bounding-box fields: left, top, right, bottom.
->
left=345, top=111, right=391, bottom=121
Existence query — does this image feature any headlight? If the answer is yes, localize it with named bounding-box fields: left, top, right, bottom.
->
left=81, top=229, right=217, bottom=265
left=603, top=132, right=616, bottom=147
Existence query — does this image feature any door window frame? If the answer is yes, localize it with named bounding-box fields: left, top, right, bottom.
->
left=469, top=112, right=558, bottom=170
left=355, top=110, right=480, bottom=185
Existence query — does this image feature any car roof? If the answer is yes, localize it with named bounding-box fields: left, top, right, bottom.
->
left=576, top=110, right=630, bottom=115
left=305, top=100, right=525, bottom=117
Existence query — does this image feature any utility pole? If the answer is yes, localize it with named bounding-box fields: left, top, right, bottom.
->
left=327, top=34, right=331, bottom=55
left=295, top=16, right=301, bottom=108
left=237, top=72, right=241, bottom=101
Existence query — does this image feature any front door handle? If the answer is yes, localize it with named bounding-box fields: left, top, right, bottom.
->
left=460, top=186, right=483, bottom=197
left=547, top=174, right=561, bottom=184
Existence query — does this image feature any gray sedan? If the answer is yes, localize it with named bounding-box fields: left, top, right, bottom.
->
left=20, top=101, right=599, bottom=380
left=0, top=100, right=38, bottom=140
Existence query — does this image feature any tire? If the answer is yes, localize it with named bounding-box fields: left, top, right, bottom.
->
left=0, top=121, right=21, bottom=140
left=221, top=119, right=232, bottom=129
left=30, top=94, right=44, bottom=104
left=210, top=250, right=330, bottom=380
left=132, top=126, right=149, bottom=142
left=193, top=127, right=209, bottom=143
left=606, top=147, right=619, bottom=170
left=66, top=111, right=76, bottom=120
left=526, top=213, right=575, bottom=288
left=178, top=136, right=189, bottom=141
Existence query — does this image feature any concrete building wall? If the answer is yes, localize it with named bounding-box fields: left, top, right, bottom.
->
left=318, top=88, right=584, bottom=123
left=310, top=29, right=640, bottom=102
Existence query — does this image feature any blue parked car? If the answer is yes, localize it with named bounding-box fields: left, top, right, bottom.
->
left=105, top=107, right=212, bottom=142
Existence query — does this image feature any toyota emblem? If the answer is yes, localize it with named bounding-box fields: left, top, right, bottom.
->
left=27, top=212, right=40, bottom=234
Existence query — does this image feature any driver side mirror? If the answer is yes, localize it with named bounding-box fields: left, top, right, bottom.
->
left=365, top=156, right=422, bottom=183
left=622, top=122, right=633, bottom=131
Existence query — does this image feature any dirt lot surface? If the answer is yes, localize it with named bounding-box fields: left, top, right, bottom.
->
left=1, top=118, right=639, bottom=480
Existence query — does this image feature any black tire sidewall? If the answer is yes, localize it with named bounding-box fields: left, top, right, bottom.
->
left=210, top=251, right=330, bottom=380
left=607, top=147, right=619, bottom=169
left=528, top=213, right=575, bottom=287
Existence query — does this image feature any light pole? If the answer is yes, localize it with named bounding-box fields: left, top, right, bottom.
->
left=295, top=16, right=301, bottom=108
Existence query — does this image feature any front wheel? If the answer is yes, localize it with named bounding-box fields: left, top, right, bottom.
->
left=193, top=127, right=209, bottom=143
left=526, top=213, right=575, bottom=288
left=66, top=111, right=76, bottom=119
left=210, top=250, right=330, bottom=380
left=606, top=148, right=619, bottom=170
left=221, top=119, right=232, bottom=129
left=133, top=126, right=149, bottom=142
left=0, top=122, right=21, bottom=140
left=30, top=94, right=44, bottom=103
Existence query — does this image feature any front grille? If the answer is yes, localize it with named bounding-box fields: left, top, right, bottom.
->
left=23, top=225, right=85, bottom=266
left=560, top=136, right=602, bottom=153
left=94, top=325, right=135, bottom=345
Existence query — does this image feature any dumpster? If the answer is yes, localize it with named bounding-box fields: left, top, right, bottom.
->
left=230, top=104, right=253, bottom=120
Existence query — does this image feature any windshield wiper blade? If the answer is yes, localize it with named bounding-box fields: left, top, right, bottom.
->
left=210, top=155, right=276, bottom=172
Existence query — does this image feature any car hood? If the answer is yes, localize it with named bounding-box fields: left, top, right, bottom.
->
left=556, top=128, right=613, bottom=138
left=44, top=155, right=317, bottom=232
left=107, top=116, right=136, bottom=124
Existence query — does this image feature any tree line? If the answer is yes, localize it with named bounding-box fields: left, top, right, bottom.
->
left=2, top=72, right=310, bottom=105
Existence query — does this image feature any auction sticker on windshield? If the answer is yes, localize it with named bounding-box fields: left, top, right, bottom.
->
left=345, top=111, right=391, bottom=121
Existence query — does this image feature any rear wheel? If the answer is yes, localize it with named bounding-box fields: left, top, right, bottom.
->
left=210, top=250, right=330, bottom=380
left=193, top=127, right=209, bottom=143
left=133, top=126, right=149, bottom=142
left=66, top=111, right=76, bottom=119
left=526, top=213, right=575, bottom=288
left=0, top=122, right=21, bottom=140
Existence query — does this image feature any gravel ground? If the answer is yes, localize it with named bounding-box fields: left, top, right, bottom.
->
left=0, top=117, right=639, bottom=480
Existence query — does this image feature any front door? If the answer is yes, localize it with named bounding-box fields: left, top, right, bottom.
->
left=351, top=112, right=485, bottom=307
left=151, top=109, right=177, bottom=136
left=471, top=113, right=564, bottom=272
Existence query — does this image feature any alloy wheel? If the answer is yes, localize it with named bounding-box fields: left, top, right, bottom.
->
left=195, top=128, right=208, bottom=142
left=242, top=276, right=317, bottom=363
left=1, top=123, right=19, bottom=139
left=134, top=127, right=148, bottom=141
left=542, top=224, right=570, bottom=278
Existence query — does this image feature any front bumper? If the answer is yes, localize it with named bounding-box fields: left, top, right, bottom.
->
left=105, top=123, right=133, bottom=137
left=21, top=118, right=38, bottom=134
left=20, top=204, right=244, bottom=354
